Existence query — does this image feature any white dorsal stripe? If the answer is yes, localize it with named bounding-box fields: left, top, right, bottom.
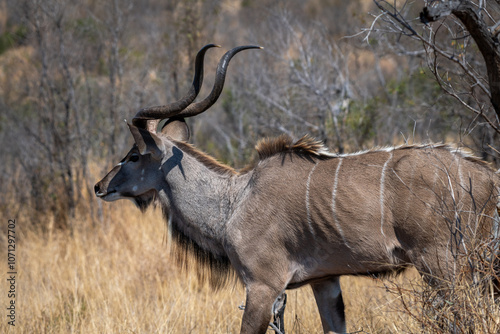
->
left=380, top=151, right=393, bottom=237
left=335, top=143, right=480, bottom=161
left=306, top=163, right=318, bottom=236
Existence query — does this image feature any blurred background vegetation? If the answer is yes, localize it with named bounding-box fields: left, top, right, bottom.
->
left=0, top=0, right=498, bottom=229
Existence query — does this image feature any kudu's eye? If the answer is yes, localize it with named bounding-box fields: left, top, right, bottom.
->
left=129, top=154, right=139, bottom=162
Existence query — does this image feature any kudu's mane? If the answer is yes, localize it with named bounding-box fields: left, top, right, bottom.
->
left=256, top=135, right=335, bottom=160
left=172, top=135, right=335, bottom=178
left=173, top=140, right=238, bottom=176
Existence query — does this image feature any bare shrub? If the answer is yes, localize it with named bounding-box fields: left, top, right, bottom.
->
left=366, top=0, right=500, bottom=163
left=383, top=190, right=500, bottom=333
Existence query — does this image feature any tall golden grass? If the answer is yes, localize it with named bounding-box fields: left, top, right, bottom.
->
left=2, top=200, right=497, bottom=333
left=1, top=201, right=429, bottom=334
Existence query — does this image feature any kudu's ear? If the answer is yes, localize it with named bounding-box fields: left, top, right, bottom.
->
left=127, top=123, right=165, bottom=159
left=161, top=119, right=190, bottom=142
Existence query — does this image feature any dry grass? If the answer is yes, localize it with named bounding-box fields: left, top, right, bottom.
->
left=1, top=202, right=480, bottom=334
left=0, top=202, right=427, bottom=334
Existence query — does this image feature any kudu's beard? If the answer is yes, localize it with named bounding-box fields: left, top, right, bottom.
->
left=124, top=189, right=157, bottom=212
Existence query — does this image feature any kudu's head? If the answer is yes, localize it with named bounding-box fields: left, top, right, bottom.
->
left=94, top=44, right=261, bottom=209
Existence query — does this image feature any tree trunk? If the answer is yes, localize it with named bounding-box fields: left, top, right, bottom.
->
left=421, top=1, right=500, bottom=121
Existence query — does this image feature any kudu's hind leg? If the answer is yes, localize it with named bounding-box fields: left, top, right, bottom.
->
left=311, top=277, right=346, bottom=334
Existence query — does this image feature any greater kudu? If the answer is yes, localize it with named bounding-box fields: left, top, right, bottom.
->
left=95, top=44, right=500, bottom=334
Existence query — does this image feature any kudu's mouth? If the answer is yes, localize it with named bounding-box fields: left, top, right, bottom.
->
left=95, top=190, right=114, bottom=198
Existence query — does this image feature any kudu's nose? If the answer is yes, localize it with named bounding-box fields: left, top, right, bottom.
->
left=94, top=183, right=103, bottom=197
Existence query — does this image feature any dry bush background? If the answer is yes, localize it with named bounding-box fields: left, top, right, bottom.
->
left=0, top=0, right=499, bottom=333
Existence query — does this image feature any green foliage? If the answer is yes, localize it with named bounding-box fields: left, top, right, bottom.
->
left=19, top=99, right=36, bottom=119
left=381, top=67, right=458, bottom=141
left=97, top=57, right=109, bottom=76
left=386, top=67, right=443, bottom=106
left=0, top=109, right=6, bottom=133
left=69, top=17, right=102, bottom=43
left=345, top=98, right=378, bottom=147
left=241, top=0, right=253, bottom=8
left=0, top=25, right=27, bottom=55
left=221, top=89, right=236, bottom=122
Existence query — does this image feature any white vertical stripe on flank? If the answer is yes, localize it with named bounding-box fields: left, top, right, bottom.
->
left=306, top=163, right=318, bottom=236
left=456, top=155, right=465, bottom=202
left=456, top=154, right=467, bottom=214
left=331, top=158, right=348, bottom=244
left=494, top=188, right=500, bottom=240
left=380, top=152, right=393, bottom=237
left=457, top=158, right=464, bottom=189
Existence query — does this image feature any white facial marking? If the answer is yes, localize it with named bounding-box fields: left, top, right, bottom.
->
left=306, top=163, right=318, bottom=236
left=380, top=151, right=393, bottom=237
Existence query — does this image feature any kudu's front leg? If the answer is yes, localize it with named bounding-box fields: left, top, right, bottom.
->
left=311, top=277, right=346, bottom=334
left=240, top=283, right=282, bottom=334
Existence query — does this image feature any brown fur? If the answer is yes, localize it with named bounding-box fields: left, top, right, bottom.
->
left=256, top=134, right=332, bottom=160
left=394, top=143, right=491, bottom=167
left=173, top=140, right=237, bottom=176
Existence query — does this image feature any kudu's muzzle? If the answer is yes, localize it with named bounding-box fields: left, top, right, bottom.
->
left=94, top=165, right=120, bottom=199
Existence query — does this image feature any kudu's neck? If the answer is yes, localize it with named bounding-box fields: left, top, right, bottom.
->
left=156, top=143, right=249, bottom=257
